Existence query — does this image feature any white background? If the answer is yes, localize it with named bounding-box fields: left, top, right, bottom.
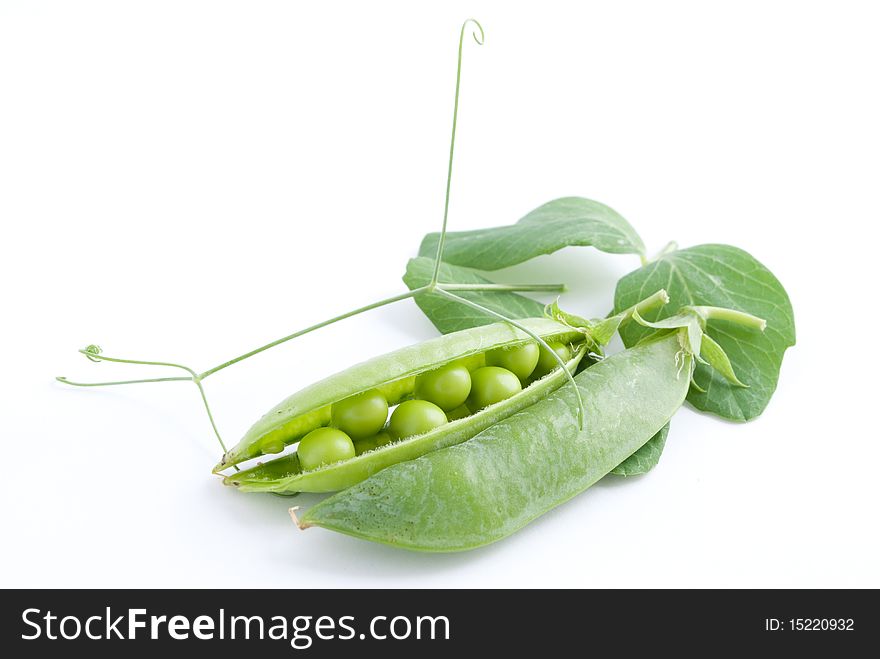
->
left=1, top=1, right=878, bottom=588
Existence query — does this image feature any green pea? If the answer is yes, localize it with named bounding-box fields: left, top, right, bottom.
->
left=531, top=341, right=572, bottom=379
left=467, top=366, right=522, bottom=411
left=331, top=389, right=388, bottom=439
left=414, top=362, right=472, bottom=411
left=354, top=431, right=393, bottom=456
left=297, top=427, right=355, bottom=471
left=446, top=403, right=472, bottom=421
left=486, top=342, right=540, bottom=381
left=388, top=400, right=448, bottom=439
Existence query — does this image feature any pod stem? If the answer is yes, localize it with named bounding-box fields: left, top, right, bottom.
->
left=435, top=288, right=586, bottom=430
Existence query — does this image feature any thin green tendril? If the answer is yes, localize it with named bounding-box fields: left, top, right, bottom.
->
left=58, top=347, right=230, bottom=455
left=57, top=19, right=577, bottom=455
left=431, top=18, right=484, bottom=286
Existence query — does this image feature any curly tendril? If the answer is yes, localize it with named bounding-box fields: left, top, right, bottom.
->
left=464, top=17, right=485, bottom=45
left=83, top=345, right=103, bottom=362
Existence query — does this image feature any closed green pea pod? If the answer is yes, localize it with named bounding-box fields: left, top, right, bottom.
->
left=298, top=331, right=691, bottom=551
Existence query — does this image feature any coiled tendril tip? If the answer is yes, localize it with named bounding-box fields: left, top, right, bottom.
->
left=464, top=18, right=485, bottom=45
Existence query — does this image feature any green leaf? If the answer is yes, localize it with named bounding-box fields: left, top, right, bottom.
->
left=418, top=197, right=646, bottom=270
left=614, top=244, right=795, bottom=421
left=403, top=257, right=545, bottom=334
left=610, top=423, right=670, bottom=476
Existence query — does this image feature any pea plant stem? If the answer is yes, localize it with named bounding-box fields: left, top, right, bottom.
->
left=57, top=280, right=566, bottom=451
left=57, top=375, right=192, bottom=387
left=198, top=287, right=428, bottom=380
left=198, top=281, right=564, bottom=380
left=692, top=306, right=767, bottom=331
left=618, top=289, right=670, bottom=328
left=56, top=281, right=564, bottom=389
left=443, top=283, right=565, bottom=293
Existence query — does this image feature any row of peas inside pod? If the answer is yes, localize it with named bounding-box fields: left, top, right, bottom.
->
left=297, top=340, right=575, bottom=471
left=214, top=316, right=595, bottom=495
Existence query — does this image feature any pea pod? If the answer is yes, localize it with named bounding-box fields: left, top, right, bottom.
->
left=217, top=318, right=589, bottom=493
left=297, top=330, right=691, bottom=551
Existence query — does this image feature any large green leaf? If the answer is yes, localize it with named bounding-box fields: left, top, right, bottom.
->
left=610, top=423, right=669, bottom=476
left=418, top=197, right=646, bottom=270
left=403, top=257, right=545, bottom=334
left=614, top=244, right=795, bottom=421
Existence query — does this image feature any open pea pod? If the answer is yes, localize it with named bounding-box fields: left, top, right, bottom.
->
left=216, top=318, right=590, bottom=492
left=298, top=330, right=692, bottom=551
